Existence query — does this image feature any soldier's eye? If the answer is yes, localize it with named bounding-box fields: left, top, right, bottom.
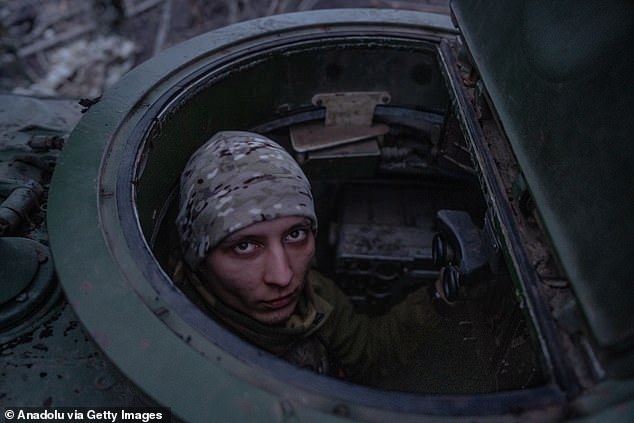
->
left=286, top=228, right=308, bottom=243
left=233, top=241, right=257, bottom=255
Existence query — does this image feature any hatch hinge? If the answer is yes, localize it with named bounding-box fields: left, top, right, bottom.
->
left=290, top=91, right=390, bottom=153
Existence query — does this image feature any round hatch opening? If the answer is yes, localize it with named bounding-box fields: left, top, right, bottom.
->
left=49, top=9, right=561, bottom=422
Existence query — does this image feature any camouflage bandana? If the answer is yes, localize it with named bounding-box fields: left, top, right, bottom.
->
left=176, top=131, right=317, bottom=269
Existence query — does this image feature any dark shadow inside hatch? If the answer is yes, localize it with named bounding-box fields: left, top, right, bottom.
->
left=150, top=109, right=548, bottom=394
left=126, top=27, right=549, bottom=396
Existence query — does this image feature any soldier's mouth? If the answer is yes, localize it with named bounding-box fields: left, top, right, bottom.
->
left=262, top=290, right=298, bottom=310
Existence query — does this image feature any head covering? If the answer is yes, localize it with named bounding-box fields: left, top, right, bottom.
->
left=176, top=131, right=317, bottom=269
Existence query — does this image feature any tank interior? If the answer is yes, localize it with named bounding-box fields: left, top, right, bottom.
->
left=137, top=33, right=549, bottom=395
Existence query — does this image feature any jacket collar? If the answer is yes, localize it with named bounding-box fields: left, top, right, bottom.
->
left=189, top=269, right=332, bottom=356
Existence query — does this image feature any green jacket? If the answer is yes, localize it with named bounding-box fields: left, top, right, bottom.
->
left=310, top=270, right=440, bottom=385
left=182, top=265, right=440, bottom=386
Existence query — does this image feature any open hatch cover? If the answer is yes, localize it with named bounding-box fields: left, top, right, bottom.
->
left=451, top=0, right=634, bottom=350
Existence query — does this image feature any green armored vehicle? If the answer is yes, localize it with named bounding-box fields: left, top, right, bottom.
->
left=2, top=2, right=633, bottom=421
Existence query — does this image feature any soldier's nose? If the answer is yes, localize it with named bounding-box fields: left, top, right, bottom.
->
left=263, top=243, right=293, bottom=287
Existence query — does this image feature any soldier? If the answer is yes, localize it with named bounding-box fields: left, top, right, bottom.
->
left=175, top=131, right=446, bottom=385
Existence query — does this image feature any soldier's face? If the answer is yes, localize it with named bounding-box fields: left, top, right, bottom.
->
left=201, top=216, right=315, bottom=325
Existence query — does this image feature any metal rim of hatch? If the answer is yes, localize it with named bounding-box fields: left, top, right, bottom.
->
left=48, top=9, right=563, bottom=422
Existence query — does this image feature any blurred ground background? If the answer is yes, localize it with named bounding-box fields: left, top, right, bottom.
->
left=0, top=0, right=450, bottom=99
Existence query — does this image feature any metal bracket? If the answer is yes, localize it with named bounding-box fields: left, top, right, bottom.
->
left=290, top=91, right=391, bottom=153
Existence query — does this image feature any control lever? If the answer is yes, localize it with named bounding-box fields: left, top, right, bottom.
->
left=432, top=210, right=492, bottom=300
